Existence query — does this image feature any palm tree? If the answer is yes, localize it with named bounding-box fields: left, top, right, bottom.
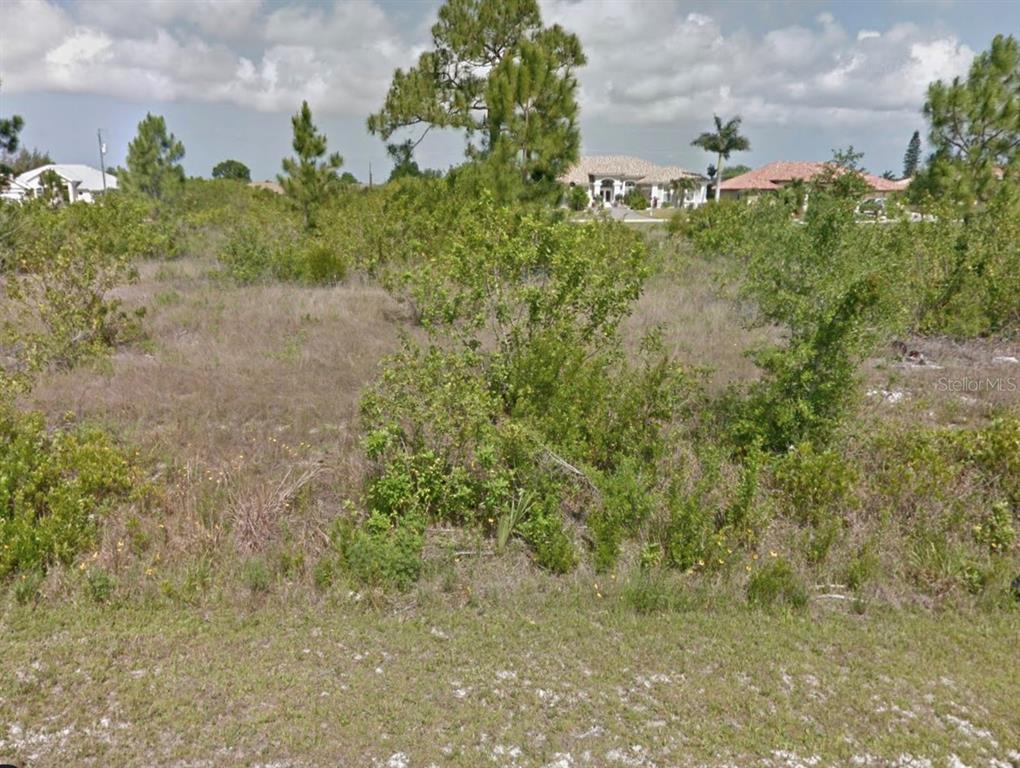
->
left=669, top=175, right=698, bottom=207
left=691, top=115, right=751, bottom=203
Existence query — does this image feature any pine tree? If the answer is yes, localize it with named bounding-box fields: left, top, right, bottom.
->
left=368, top=0, right=585, bottom=195
left=386, top=140, right=421, bottom=181
left=691, top=115, right=751, bottom=202
left=921, top=34, right=1020, bottom=204
left=902, top=131, right=921, bottom=178
left=120, top=113, right=185, bottom=201
left=278, top=101, right=343, bottom=230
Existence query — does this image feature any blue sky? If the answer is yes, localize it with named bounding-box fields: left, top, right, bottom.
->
left=1, top=0, right=1017, bottom=181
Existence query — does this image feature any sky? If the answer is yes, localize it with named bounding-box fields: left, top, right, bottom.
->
left=1, top=0, right=1017, bottom=181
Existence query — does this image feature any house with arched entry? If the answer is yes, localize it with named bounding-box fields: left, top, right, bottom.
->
left=559, top=155, right=708, bottom=209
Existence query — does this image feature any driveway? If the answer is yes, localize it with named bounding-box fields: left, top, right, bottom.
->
left=605, top=205, right=657, bottom=222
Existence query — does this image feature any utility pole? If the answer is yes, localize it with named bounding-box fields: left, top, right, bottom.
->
left=97, top=129, right=108, bottom=192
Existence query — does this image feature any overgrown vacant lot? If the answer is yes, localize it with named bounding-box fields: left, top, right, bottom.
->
left=3, top=595, right=1020, bottom=767
left=4, top=243, right=1019, bottom=766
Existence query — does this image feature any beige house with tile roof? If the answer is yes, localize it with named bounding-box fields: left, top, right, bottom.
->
left=559, top=155, right=708, bottom=209
left=719, top=161, right=910, bottom=201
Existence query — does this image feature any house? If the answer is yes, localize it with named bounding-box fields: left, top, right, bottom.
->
left=7, top=164, right=118, bottom=203
left=559, top=155, right=709, bottom=209
left=0, top=177, right=30, bottom=203
left=719, top=161, right=909, bottom=201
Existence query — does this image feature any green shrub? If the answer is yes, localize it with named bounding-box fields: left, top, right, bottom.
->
left=771, top=442, right=856, bottom=527
left=241, top=557, right=272, bottom=594
left=567, top=185, right=589, bottom=211
left=620, top=571, right=683, bottom=614
left=350, top=196, right=688, bottom=581
left=747, top=559, right=808, bottom=610
left=84, top=566, right=115, bottom=603
left=312, top=556, right=340, bottom=591
left=341, top=512, right=425, bottom=590
left=972, top=501, right=1016, bottom=554
left=1, top=195, right=159, bottom=393
left=659, top=494, right=714, bottom=572
left=589, top=460, right=653, bottom=571
left=845, top=544, right=880, bottom=593
left=623, top=188, right=648, bottom=210
left=13, top=570, right=44, bottom=605
left=667, top=200, right=749, bottom=256
left=0, top=409, right=138, bottom=580
left=518, top=508, right=576, bottom=574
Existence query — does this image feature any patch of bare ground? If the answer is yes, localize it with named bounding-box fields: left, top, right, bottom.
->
left=859, top=335, right=1020, bottom=428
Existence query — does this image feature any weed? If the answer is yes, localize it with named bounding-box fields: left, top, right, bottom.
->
left=747, top=559, right=808, bottom=610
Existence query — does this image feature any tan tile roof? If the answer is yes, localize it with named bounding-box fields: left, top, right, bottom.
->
left=250, top=180, right=284, bottom=194
left=559, top=155, right=706, bottom=186
left=719, top=161, right=909, bottom=193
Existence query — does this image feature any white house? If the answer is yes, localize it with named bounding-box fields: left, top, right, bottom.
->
left=5, top=164, right=118, bottom=203
left=559, top=155, right=708, bottom=209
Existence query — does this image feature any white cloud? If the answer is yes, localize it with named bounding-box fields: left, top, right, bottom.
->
left=0, top=0, right=975, bottom=133
left=0, top=0, right=421, bottom=116
left=542, top=0, right=974, bottom=128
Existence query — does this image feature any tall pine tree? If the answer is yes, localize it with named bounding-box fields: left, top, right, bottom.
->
left=119, top=114, right=185, bottom=201
left=368, top=0, right=585, bottom=196
left=278, top=101, right=343, bottom=230
left=902, top=130, right=921, bottom=178
left=920, top=34, right=1019, bottom=204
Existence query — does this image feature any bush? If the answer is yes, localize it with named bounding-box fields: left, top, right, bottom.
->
left=1, top=195, right=161, bottom=394
left=771, top=442, right=856, bottom=527
left=241, top=557, right=272, bottom=594
left=348, top=195, right=690, bottom=580
left=216, top=197, right=350, bottom=286
left=567, top=185, right=589, bottom=211
left=339, top=512, right=424, bottom=590
left=747, top=559, right=808, bottom=609
left=84, top=566, right=116, bottom=603
left=0, top=409, right=139, bottom=580
left=623, top=188, right=648, bottom=210
left=724, top=178, right=912, bottom=451
left=620, top=570, right=685, bottom=614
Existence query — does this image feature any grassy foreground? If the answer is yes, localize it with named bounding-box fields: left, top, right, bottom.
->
left=2, top=592, right=1018, bottom=767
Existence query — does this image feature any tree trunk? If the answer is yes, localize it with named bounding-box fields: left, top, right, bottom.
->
left=715, top=153, right=723, bottom=203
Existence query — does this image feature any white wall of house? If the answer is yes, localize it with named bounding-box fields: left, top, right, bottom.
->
left=581, top=178, right=708, bottom=209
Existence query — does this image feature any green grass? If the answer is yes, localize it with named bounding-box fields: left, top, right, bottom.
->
left=2, top=590, right=1018, bottom=766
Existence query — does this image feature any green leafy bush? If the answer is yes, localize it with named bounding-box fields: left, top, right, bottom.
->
left=350, top=195, right=692, bottom=578
left=1, top=195, right=164, bottom=394
left=0, top=409, right=138, bottom=580
left=567, top=185, right=589, bottom=211
left=771, top=442, right=857, bottom=527
left=339, top=512, right=425, bottom=590
left=217, top=209, right=349, bottom=287
left=747, top=559, right=808, bottom=610
left=623, top=188, right=648, bottom=210
left=84, top=566, right=116, bottom=603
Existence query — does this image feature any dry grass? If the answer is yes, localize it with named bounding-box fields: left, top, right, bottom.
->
left=25, top=256, right=412, bottom=576
left=15, top=240, right=1020, bottom=596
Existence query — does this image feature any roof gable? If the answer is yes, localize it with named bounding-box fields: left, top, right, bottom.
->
left=16, top=164, right=118, bottom=191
